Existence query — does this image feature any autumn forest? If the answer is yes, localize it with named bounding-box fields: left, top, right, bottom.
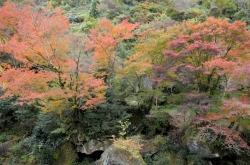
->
left=1, top=0, right=250, bottom=164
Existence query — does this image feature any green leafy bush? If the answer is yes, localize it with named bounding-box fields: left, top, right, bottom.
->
left=142, top=112, right=171, bottom=137
left=0, top=133, right=7, bottom=143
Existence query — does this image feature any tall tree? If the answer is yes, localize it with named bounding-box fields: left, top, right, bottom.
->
left=0, top=2, right=107, bottom=112
left=85, top=19, right=139, bottom=85
left=155, top=17, right=250, bottom=95
left=89, top=0, right=99, bottom=18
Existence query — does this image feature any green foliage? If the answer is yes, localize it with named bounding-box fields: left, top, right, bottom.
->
left=52, top=142, right=78, bottom=165
left=144, top=151, right=186, bottom=165
left=151, top=152, right=171, bottom=165
left=168, top=9, right=187, bottom=21
left=188, top=6, right=209, bottom=16
left=214, top=0, right=237, bottom=11
left=120, top=0, right=137, bottom=6
left=138, top=89, right=163, bottom=104
left=47, top=0, right=88, bottom=7
left=237, top=118, right=250, bottom=144
left=82, top=102, right=131, bottom=138
left=187, top=153, right=206, bottom=165
left=116, top=39, right=136, bottom=59
left=118, top=119, right=131, bottom=137
left=106, top=6, right=124, bottom=20
left=50, top=127, right=66, bottom=134
left=66, top=11, right=85, bottom=23
left=1, top=0, right=250, bottom=164
left=89, top=0, right=99, bottom=18
left=8, top=138, right=36, bottom=164
left=166, top=6, right=206, bottom=21
left=60, top=3, right=72, bottom=11
left=15, top=104, right=40, bottom=125
left=27, top=112, right=66, bottom=164
left=209, top=6, right=222, bottom=17
left=200, top=0, right=211, bottom=9
left=0, top=98, right=18, bottom=129
left=38, top=144, right=53, bottom=165
left=70, top=13, right=98, bottom=33
left=0, top=133, right=7, bottom=143
left=167, top=93, right=185, bottom=105
left=0, top=97, right=39, bottom=134
left=142, top=112, right=171, bottom=137
left=152, top=135, right=166, bottom=147
left=130, top=2, right=164, bottom=23
left=233, top=10, right=247, bottom=21
left=143, top=140, right=209, bottom=165
left=0, top=0, right=6, bottom=6
left=143, top=153, right=154, bottom=165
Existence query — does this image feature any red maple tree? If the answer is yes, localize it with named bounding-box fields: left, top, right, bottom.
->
left=0, top=2, right=107, bottom=112
left=85, top=19, right=139, bottom=82
left=157, top=17, right=250, bottom=95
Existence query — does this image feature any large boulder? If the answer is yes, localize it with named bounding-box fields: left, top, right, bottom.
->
left=99, top=145, right=146, bottom=165
left=140, top=135, right=165, bottom=157
left=124, top=96, right=140, bottom=106
left=187, top=141, right=219, bottom=159
left=77, top=139, right=112, bottom=155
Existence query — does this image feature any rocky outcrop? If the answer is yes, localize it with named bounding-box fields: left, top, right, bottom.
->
left=139, top=140, right=158, bottom=157
left=187, top=141, right=220, bottom=158
left=0, top=141, right=12, bottom=157
left=140, top=135, right=165, bottom=157
left=77, top=139, right=112, bottom=155
left=141, top=76, right=153, bottom=90
left=99, top=145, right=146, bottom=165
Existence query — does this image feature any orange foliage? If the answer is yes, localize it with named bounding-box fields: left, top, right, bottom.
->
left=0, top=69, right=55, bottom=103
left=0, top=2, right=20, bottom=42
left=85, top=19, right=139, bottom=76
left=0, top=2, right=107, bottom=111
left=205, top=98, right=250, bottom=122
left=0, top=3, right=70, bottom=71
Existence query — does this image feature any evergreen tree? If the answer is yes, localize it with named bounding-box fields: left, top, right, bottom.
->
left=89, top=0, right=99, bottom=18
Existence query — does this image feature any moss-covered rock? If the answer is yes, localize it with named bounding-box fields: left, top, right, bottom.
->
left=140, top=135, right=166, bottom=157
left=77, top=139, right=112, bottom=155
left=100, top=145, right=146, bottom=165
